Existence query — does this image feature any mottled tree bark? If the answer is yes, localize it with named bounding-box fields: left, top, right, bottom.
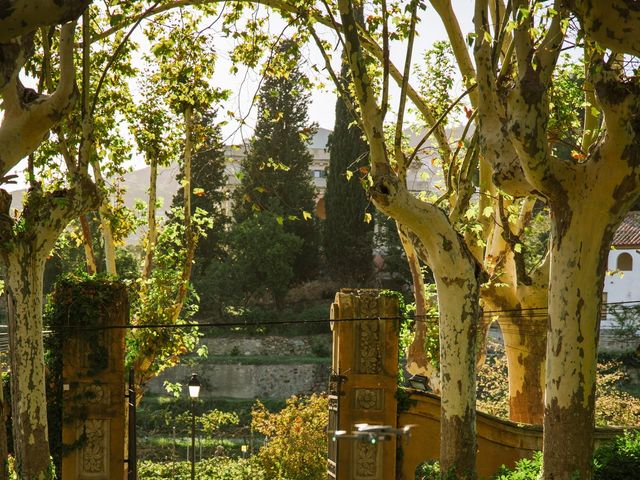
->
left=566, top=0, right=640, bottom=56
left=506, top=26, right=640, bottom=475
left=337, top=1, right=481, bottom=476
left=0, top=23, right=78, bottom=174
left=399, top=223, right=441, bottom=394
left=482, top=197, right=547, bottom=425
left=543, top=209, right=610, bottom=478
left=5, top=246, right=52, bottom=479
left=0, top=1, right=89, bottom=43
left=0, top=374, right=8, bottom=480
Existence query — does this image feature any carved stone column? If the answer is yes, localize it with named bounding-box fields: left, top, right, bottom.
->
left=329, top=289, right=399, bottom=480
left=60, top=282, right=127, bottom=480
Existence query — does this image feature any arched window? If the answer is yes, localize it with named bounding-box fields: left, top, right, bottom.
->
left=617, top=252, right=633, bottom=271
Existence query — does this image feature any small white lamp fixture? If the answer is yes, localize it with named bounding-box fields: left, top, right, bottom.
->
left=188, top=373, right=201, bottom=399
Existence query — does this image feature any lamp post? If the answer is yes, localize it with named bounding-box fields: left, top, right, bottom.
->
left=188, top=373, right=201, bottom=480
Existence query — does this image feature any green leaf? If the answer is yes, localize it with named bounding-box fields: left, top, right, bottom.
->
left=514, top=243, right=522, bottom=253
left=482, top=206, right=494, bottom=218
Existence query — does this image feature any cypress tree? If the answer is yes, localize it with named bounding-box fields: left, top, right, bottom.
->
left=233, top=41, right=319, bottom=282
left=323, top=59, right=374, bottom=285
left=171, top=110, right=229, bottom=275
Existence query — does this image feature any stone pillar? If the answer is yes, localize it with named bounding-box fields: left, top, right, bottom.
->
left=329, top=289, right=399, bottom=480
left=60, top=283, right=128, bottom=480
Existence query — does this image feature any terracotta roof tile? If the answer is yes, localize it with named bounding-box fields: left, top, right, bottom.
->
left=613, top=211, right=640, bottom=247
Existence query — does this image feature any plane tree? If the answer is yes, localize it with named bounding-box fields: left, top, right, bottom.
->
left=255, top=0, right=640, bottom=478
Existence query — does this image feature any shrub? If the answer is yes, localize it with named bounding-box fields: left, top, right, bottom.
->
left=138, top=457, right=266, bottom=480
left=595, top=360, right=640, bottom=426
left=251, top=394, right=328, bottom=480
left=415, top=460, right=440, bottom=479
left=476, top=341, right=640, bottom=426
left=492, top=452, right=542, bottom=479
left=476, top=344, right=510, bottom=418
left=593, top=430, right=640, bottom=480
left=492, top=431, right=640, bottom=479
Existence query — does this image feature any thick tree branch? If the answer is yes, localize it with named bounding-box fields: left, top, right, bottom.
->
left=337, top=0, right=388, bottom=178
left=0, top=0, right=88, bottom=42
left=566, top=0, right=640, bottom=56
left=511, top=0, right=534, bottom=74
left=0, top=22, right=78, bottom=177
left=505, top=2, right=569, bottom=198
left=394, top=0, right=418, bottom=176
left=534, top=0, right=564, bottom=85
left=431, top=0, right=478, bottom=107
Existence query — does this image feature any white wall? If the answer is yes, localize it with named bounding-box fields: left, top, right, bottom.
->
left=602, top=247, right=640, bottom=328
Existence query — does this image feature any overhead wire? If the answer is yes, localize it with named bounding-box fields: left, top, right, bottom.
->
left=0, top=300, right=636, bottom=335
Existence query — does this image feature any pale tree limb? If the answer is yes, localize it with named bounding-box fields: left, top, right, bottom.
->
left=92, top=161, right=118, bottom=274
left=338, top=4, right=480, bottom=475
left=41, top=15, right=98, bottom=275
left=141, top=156, right=159, bottom=283
left=505, top=1, right=571, bottom=199
left=581, top=42, right=600, bottom=153
left=394, top=0, right=418, bottom=177
left=472, top=1, right=533, bottom=197
left=0, top=0, right=89, bottom=42
left=567, top=0, right=640, bottom=56
left=0, top=22, right=78, bottom=177
left=398, top=222, right=441, bottom=394
left=430, top=0, right=478, bottom=107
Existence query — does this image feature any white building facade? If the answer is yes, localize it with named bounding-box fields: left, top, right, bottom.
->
left=602, top=212, right=640, bottom=329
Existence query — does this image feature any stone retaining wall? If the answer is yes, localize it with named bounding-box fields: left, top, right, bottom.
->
left=146, top=334, right=332, bottom=399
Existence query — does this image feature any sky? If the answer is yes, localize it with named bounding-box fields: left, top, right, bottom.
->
left=9, top=1, right=475, bottom=190
left=199, top=0, right=474, bottom=143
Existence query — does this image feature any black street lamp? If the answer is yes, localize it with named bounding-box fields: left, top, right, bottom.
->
left=188, top=373, right=201, bottom=480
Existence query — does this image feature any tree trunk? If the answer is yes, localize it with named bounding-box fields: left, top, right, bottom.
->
left=483, top=290, right=546, bottom=425
left=141, top=157, right=158, bottom=282
left=378, top=188, right=480, bottom=479
left=92, top=161, right=117, bottom=275
left=500, top=303, right=546, bottom=425
left=78, top=214, right=97, bottom=275
left=398, top=223, right=440, bottom=393
left=543, top=210, right=610, bottom=479
left=437, top=271, right=478, bottom=480
left=0, top=374, right=8, bottom=480
left=5, top=245, right=52, bottom=480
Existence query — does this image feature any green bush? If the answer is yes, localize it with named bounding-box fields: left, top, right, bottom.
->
left=593, top=430, right=640, bottom=480
left=138, top=395, right=285, bottom=436
left=415, top=460, right=474, bottom=480
left=415, top=460, right=440, bottom=479
left=252, top=394, right=328, bottom=480
left=218, top=303, right=330, bottom=336
left=492, top=452, right=542, bottom=479
left=492, top=431, right=640, bottom=479
left=138, top=457, right=266, bottom=480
